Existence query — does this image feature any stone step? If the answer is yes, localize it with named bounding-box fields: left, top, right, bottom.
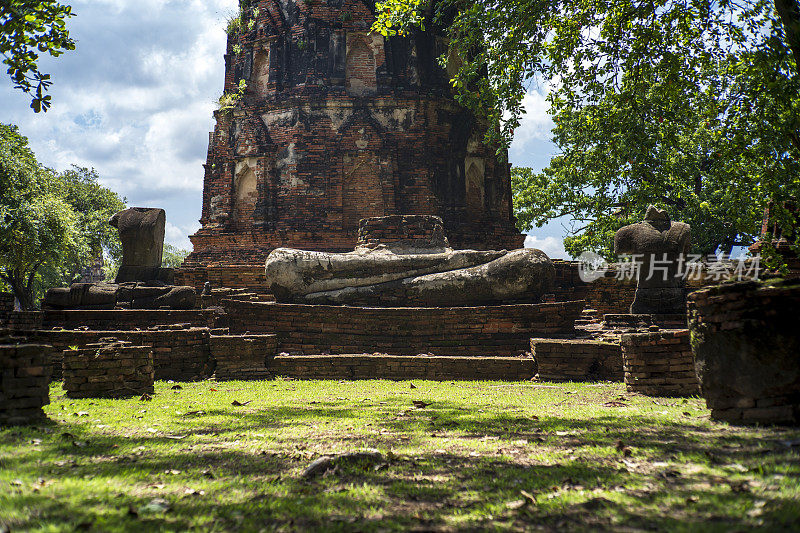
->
left=268, top=354, right=535, bottom=381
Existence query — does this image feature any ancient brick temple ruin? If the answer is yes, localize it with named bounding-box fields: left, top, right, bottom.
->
left=183, top=0, right=524, bottom=271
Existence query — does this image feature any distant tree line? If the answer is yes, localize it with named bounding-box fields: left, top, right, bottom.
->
left=0, top=123, right=125, bottom=309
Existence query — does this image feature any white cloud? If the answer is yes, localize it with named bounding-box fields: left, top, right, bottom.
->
left=165, top=221, right=200, bottom=251
left=512, top=86, right=553, bottom=142
left=508, top=83, right=558, bottom=172
left=524, top=234, right=568, bottom=259
left=0, top=0, right=237, bottom=243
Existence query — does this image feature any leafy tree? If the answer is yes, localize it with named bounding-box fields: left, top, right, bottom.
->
left=34, top=166, right=126, bottom=291
left=374, top=0, right=800, bottom=258
left=0, top=124, right=124, bottom=309
left=0, top=1, right=76, bottom=112
left=162, top=244, right=189, bottom=269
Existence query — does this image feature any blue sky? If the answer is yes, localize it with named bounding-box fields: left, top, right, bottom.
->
left=0, top=0, right=570, bottom=258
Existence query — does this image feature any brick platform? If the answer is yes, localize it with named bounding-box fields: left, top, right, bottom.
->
left=41, top=309, right=218, bottom=331
left=1, top=311, right=43, bottom=331
left=31, top=328, right=212, bottom=381
left=225, top=300, right=584, bottom=356
left=620, top=330, right=699, bottom=397
left=0, top=344, right=51, bottom=425
left=175, top=264, right=269, bottom=293
left=269, top=354, right=535, bottom=381
left=531, top=338, right=622, bottom=382
left=210, top=334, right=277, bottom=380
left=63, top=342, right=154, bottom=399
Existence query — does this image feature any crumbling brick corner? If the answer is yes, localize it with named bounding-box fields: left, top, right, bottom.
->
left=62, top=341, right=155, bottom=399
left=0, top=343, right=51, bottom=425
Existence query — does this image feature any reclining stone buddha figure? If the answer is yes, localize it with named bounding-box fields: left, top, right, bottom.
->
left=266, top=215, right=554, bottom=306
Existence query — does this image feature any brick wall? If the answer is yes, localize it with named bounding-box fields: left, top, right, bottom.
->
left=550, top=260, right=766, bottom=318
left=0, top=293, right=13, bottom=325
left=41, top=309, right=218, bottom=331
left=31, top=328, right=212, bottom=381
left=186, top=0, right=524, bottom=267
left=688, top=280, right=800, bottom=424
left=620, top=330, right=699, bottom=397
left=356, top=214, right=446, bottom=248
left=1, top=311, right=43, bottom=332
left=269, top=354, right=535, bottom=381
left=0, top=343, right=51, bottom=425
left=550, top=262, right=636, bottom=316
left=531, top=338, right=622, bottom=382
left=175, top=264, right=269, bottom=293
left=225, top=299, right=584, bottom=356
left=0, top=292, right=13, bottom=311
left=63, top=344, right=154, bottom=399
left=210, top=334, right=277, bottom=380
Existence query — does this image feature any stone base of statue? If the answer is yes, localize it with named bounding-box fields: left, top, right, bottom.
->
left=44, top=281, right=195, bottom=310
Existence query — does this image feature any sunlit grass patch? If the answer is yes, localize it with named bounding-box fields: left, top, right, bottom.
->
left=1, top=380, right=798, bottom=531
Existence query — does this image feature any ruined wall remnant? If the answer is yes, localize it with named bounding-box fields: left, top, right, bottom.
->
left=62, top=341, right=155, bottom=399
left=688, top=280, right=800, bottom=424
left=0, top=342, right=51, bottom=425
left=185, top=0, right=524, bottom=267
left=621, top=330, right=700, bottom=397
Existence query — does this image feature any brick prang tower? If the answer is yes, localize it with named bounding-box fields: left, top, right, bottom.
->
left=186, top=0, right=525, bottom=266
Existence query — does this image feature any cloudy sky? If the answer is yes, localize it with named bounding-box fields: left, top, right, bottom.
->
left=0, top=0, right=569, bottom=258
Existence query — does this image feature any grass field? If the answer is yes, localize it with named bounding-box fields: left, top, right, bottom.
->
left=1, top=379, right=799, bottom=532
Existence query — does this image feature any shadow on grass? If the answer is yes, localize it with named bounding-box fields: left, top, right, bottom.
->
left=1, top=398, right=799, bottom=532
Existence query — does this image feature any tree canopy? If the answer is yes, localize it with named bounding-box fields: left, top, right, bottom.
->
left=0, top=124, right=124, bottom=309
left=0, top=0, right=75, bottom=112
left=374, top=0, right=800, bottom=258
left=161, top=244, right=190, bottom=269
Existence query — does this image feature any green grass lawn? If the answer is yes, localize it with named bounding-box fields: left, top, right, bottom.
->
left=1, top=379, right=799, bottom=532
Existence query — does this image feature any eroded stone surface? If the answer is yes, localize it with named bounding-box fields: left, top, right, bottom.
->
left=614, top=206, right=691, bottom=314
left=44, top=282, right=195, bottom=310
left=109, top=207, right=171, bottom=283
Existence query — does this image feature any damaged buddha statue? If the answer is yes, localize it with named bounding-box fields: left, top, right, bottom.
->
left=614, top=205, right=692, bottom=315
left=44, top=208, right=195, bottom=310
left=265, top=215, right=554, bottom=306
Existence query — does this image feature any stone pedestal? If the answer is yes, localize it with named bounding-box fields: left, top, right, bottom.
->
left=688, top=280, right=800, bottom=424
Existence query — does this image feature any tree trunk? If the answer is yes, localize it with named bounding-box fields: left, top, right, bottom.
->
left=776, top=0, right=800, bottom=76
left=2, top=271, right=34, bottom=310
